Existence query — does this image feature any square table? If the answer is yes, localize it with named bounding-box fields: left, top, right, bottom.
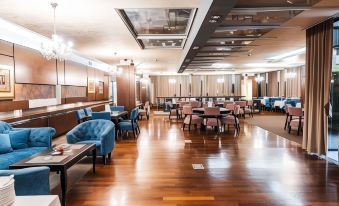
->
left=9, top=144, right=96, bottom=206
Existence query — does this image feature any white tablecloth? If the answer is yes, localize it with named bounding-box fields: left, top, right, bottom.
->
left=260, top=99, right=266, bottom=105
left=274, top=100, right=286, bottom=109
left=13, top=195, right=61, bottom=206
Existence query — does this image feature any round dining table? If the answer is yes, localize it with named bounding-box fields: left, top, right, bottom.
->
left=192, top=107, right=231, bottom=114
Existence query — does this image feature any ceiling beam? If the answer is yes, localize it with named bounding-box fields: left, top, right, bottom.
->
left=178, top=0, right=238, bottom=73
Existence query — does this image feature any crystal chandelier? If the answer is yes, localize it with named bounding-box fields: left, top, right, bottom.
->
left=40, top=2, right=73, bottom=61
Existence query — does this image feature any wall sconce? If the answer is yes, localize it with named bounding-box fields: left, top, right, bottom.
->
left=255, top=75, right=264, bottom=82
left=168, top=79, right=176, bottom=84
left=217, top=78, right=224, bottom=83
left=285, top=72, right=297, bottom=79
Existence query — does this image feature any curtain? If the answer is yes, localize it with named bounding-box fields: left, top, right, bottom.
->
left=303, top=19, right=333, bottom=155
left=268, top=71, right=279, bottom=96
left=285, top=66, right=303, bottom=98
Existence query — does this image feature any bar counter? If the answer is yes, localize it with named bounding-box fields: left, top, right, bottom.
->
left=0, top=100, right=113, bottom=136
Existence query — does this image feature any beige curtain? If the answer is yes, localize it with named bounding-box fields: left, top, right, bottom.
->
left=151, top=75, right=190, bottom=98
left=303, top=19, right=333, bottom=155
left=268, top=71, right=279, bottom=96
left=260, top=73, right=266, bottom=96
left=285, top=66, right=303, bottom=98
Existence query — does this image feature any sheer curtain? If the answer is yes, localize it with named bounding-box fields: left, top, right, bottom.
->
left=303, top=19, right=333, bottom=155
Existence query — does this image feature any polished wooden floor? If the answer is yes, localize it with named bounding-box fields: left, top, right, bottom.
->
left=60, top=115, right=339, bottom=206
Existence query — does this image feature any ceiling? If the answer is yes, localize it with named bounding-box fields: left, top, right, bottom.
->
left=0, top=0, right=338, bottom=75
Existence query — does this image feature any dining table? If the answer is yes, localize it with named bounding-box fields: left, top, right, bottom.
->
left=110, top=111, right=129, bottom=140
left=192, top=107, right=231, bottom=114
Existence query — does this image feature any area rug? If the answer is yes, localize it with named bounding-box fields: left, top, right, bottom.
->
left=244, top=114, right=302, bottom=144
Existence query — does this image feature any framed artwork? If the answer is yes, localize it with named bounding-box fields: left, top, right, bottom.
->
left=88, top=79, right=95, bottom=93
left=0, top=69, right=10, bottom=92
left=98, top=81, right=104, bottom=94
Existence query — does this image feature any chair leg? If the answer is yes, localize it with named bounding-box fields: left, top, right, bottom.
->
left=108, top=152, right=112, bottom=160
left=133, top=128, right=136, bottom=139
left=188, top=123, right=191, bottom=132
left=288, top=125, right=291, bottom=134
left=284, top=114, right=289, bottom=130
left=103, top=155, right=106, bottom=165
left=182, top=123, right=185, bottom=130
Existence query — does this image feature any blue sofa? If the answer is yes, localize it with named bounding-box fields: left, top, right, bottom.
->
left=66, top=119, right=115, bottom=164
left=0, top=166, right=50, bottom=195
left=0, top=121, right=56, bottom=169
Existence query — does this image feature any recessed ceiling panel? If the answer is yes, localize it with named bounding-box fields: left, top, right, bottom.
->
left=142, top=39, right=184, bottom=49
left=235, top=0, right=320, bottom=7
left=123, top=8, right=195, bottom=35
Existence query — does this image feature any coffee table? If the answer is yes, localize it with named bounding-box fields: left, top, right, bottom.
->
left=9, top=144, right=96, bottom=206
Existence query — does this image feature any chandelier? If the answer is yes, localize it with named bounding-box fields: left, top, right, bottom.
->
left=40, top=2, right=73, bottom=61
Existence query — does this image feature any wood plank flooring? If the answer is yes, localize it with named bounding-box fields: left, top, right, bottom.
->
left=56, top=115, right=339, bottom=206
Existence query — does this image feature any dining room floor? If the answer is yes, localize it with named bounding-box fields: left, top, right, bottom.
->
left=53, top=113, right=339, bottom=206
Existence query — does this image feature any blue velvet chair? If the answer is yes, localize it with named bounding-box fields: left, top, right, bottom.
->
left=0, top=121, right=55, bottom=169
left=119, top=108, right=139, bottom=139
left=92, top=112, right=111, bottom=120
left=0, top=166, right=50, bottom=195
left=84, top=107, right=93, bottom=117
left=110, top=106, right=125, bottom=112
left=75, top=109, right=87, bottom=124
left=66, top=120, right=115, bottom=164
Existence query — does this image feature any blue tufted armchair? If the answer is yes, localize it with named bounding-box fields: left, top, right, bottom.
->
left=0, top=166, right=50, bottom=195
left=66, top=120, right=115, bottom=164
left=119, top=108, right=139, bottom=139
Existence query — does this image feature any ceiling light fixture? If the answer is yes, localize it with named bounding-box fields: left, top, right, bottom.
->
left=40, top=2, right=73, bottom=61
left=193, top=46, right=200, bottom=50
left=267, top=47, right=306, bottom=61
left=255, top=74, right=264, bottom=82
left=212, top=63, right=233, bottom=68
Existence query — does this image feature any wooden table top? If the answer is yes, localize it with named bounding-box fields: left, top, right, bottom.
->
left=9, top=144, right=96, bottom=170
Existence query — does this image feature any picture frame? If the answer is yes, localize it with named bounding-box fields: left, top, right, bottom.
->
left=0, top=68, right=10, bottom=92
left=98, top=81, right=104, bottom=94
left=88, top=79, right=95, bottom=93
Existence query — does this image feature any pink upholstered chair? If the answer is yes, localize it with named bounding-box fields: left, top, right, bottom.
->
left=190, top=101, right=201, bottom=108
left=224, top=100, right=234, bottom=107
left=288, top=107, right=303, bottom=136
left=235, top=101, right=247, bottom=118
left=221, top=105, right=240, bottom=135
left=139, top=101, right=150, bottom=120
left=177, top=101, right=189, bottom=119
left=244, top=100, right=254, bottom=117
left=168, top=103, right=179, bottom=120
left=284, top=104, right=292, bottom=130
left=225, top=103, right=236, bottom=111
left=182, top=105, right=202, bottom=131
left=203, top=107, right=221, bottom=131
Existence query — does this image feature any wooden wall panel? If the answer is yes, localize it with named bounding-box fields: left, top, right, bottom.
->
left=61, top=86, right=87, bottom=98
left=57, top=61, right=65, bottom=85
left=49, top=111, right=77, bottom=136
left=0, top=40, right=13, bottom=56
left=117, top=65, right=135, bottom=112
left=12, top=118, right=49, bottom=128
left=64, top=97, right=88, bottom=104
left=104, top=75, right=109, bottom=100
left=0, top=100, right=28, bottom=112
left=14, top=84, right=56, bottom=100
left=14, top=45, right=57, bottom=85
left=64, top=61, right=87, bottom=86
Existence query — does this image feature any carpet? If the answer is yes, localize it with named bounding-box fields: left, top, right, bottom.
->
left=243, top=113, right=302, bottom=145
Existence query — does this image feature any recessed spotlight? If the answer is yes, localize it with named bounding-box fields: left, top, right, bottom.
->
left=211, top=15, right=221, bottom=19
left=286, top=0, right=294, bottom=4
left=209, top=19, right=217, bottom=23
left=193, top=46, right=199, bottom=50
left=185, top=59, right=191, bottom=62
left=220, top=41, right=225, bottom=45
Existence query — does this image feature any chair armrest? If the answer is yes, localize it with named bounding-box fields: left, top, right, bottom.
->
left=99, top=125, right=115, bottom=155
left=0, top=166, right=50, bottom=195
left=29, top=127, right=55, bottom=148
